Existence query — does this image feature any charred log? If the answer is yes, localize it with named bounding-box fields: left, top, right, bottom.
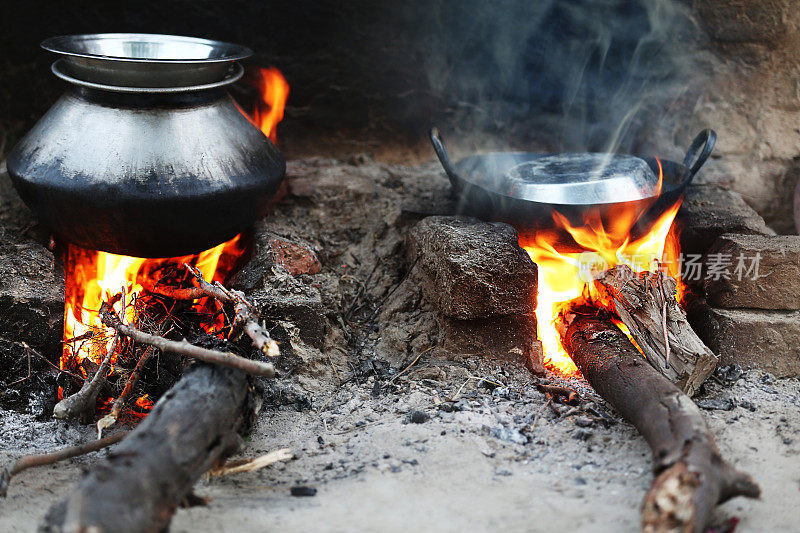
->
left=584, top=265, right=717, bottom=396
left=41, top=363, right=262, bottom=533
left=557, top=307, right=759, bottom=533
left=52, top=334, right=119, bottom=422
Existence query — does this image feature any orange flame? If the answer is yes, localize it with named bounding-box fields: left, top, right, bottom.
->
left=253, top=67, right=289, bottom=143
left=62, top=234, right=246, bottom=378
left=133, top=394, right=154, bottom=414
left=519, top=160, right=683, bottom=376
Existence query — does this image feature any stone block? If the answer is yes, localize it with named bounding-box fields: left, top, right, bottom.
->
left=704, top=233, right=800, bottom=310
left=0, top=243, right=63, bottom=353
left=676, top=185, right=774, bottom=258
left=438, top=313, right=544, bottom=374
left=688, top=300, right=800, bottom=377
left=408, top=216, right=537, bottom=319
left=694, top=0, right=787, bottom=45
left=248, top=283, right=327, bottom=349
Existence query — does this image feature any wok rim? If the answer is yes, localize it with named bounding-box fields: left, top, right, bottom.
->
left=453, top=151, right=688, bottom=208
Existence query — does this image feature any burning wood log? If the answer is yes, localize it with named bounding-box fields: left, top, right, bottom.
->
left=96, top=343, right=160, bottom=436
left=41, top=363, right=262, bottom=533
left=99, top=303, right=276, bottom=378
left=52, top=334, right=119, bottom=422
left=557, top=307, right=759, bottom=533
left=584, top=265, right=717, bottom=396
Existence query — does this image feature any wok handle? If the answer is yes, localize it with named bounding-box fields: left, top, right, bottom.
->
left=429, top=127, right=463, bottom=190
left=681, top=129, right=716, bottom=186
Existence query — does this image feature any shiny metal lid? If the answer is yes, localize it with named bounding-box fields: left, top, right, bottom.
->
left=41, top=33, right=252, bottom=90
left=504, top=153, right=659, bottom=205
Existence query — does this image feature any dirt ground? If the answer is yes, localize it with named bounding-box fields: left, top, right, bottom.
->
left=2, top=368, right=799, bottom=532
left=1, top=155, right=799, bottom=532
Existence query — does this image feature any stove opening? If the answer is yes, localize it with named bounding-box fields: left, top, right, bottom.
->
left=518, top=160, right=684, bottom=376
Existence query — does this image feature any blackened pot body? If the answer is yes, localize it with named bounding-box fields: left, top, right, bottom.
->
left=7, top=86, right=285, bottom=257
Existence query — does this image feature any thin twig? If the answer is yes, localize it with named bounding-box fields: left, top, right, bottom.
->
left=207, top=448, right=293, bottom=477
left=327, top=352, right=341, bottom=386
left=6, top=346, right=31, bottom=387
left=317, top=392, right=338, bottom=413
left=448, top=375, right=506, bottom=401
left=53, top=333, right=119, bottom=420
left=388, top=346, right=433, bottom=384
left=657, top=272, right=670, bottom=370
left=334, top=419, right=386, bottom=435
left=153, top=264, right=279, bottom=357
left=18, top=341, right=82, bottom=381
left=535, top=383, right=581, bottom=405
left=97, top=337, right=162, bottom=438
left=0, top=432, right=127, bottom=498
left=344, top=262, right=379, bottom=321
left=100, top=303, right=275, bottom=378
left=529, top=398, right=552, bottom=432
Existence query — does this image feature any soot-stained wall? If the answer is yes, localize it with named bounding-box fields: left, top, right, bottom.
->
left=0, top=0, right=798, bottom=233
left=0, top=0, right=700, bottom=152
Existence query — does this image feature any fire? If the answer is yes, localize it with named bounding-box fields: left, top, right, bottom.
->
left=62, top=234, right=246, bottom=379
left=252, top=67, right=289, bottom=143
left=519, top=160, right=684, bottom=376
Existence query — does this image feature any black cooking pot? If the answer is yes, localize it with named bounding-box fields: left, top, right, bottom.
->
left=6, top=34, right=285, bottom=258
left=430, top=128, right=716, bottom=236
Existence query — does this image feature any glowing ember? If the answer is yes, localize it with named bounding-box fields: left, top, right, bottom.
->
left=519, top=160, right=684, bottom=376
left=252, top=67, right=289, bottom=143
left=61, top=234, right=246, bottom=395
left=133, top=394, right=154, bottom=413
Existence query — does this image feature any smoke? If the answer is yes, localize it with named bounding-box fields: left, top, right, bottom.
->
left=399, top=0, right=705, bottom=153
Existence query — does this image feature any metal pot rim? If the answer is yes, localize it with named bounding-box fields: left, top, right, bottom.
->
left=41, top=33, right=253, bottom=64
left=51, top=59, right=245, bottom=93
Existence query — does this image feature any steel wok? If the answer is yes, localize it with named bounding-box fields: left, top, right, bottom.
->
left=430, top=128, right=716, bottom=235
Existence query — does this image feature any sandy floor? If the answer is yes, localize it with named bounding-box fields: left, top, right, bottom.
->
left=3, top=367, right=798, bottom=532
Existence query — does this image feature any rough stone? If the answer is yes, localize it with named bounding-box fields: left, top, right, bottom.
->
left=694, top=0, right=788, bottom=45
left=437, top=314, right=544, bottom=374
left=269, top=237, right=322, bottom=277
left=688, top=300, right=800, bottom=377
left=703, top=234, right=800, bottom=310
left=407, top=216, right=537, bottom=320
left=0, top=243, right=63, bottom=353
left=676, top=185, right=775, bottom=259
left=248, top=281, right=327, bottom=349
left=231, top=234, right=321, bottom=291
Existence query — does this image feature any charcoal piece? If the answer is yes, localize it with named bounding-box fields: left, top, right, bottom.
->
left=696, top=396, right=736, bottom=411
left=408, top=410, right=429, bottom=424
left=290, top=486, right=317, bottom=497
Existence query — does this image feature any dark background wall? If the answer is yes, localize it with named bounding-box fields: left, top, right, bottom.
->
left=0, top=0, right=702, bottom=159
